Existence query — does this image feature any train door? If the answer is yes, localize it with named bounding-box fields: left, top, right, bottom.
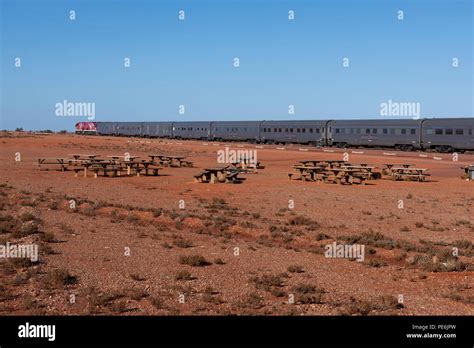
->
left=325, top=125, right=333, bottom=146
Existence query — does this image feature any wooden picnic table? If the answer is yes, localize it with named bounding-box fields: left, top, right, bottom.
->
left=390, top=167, right=429, bottom=182
left=204, top=167, right=227, bottom=183
left=68, top=154, right=100, bottom=160
left=194, top=166, right=242, bottom=184
left=37, top=157, right=72, bottom=171
left=148, top=154, right=192, bottom=167
left=107, top=155, right=140, bottom=161
left=137, top=159, right=161, bottom=176
left=383, top=163, right=413, bottom=175
left=290, top=165, right=325, bottom=181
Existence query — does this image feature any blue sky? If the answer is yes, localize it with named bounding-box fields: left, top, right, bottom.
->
left=0, top=0, right=472, bottom=130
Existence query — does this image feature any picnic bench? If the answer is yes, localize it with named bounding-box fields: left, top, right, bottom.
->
left=289, top=162, right=369, bottom=185
left=390, top=167, right=430, bottom=182
left=343, top=165, right=381, bottom=180
left=148, top=154, right=193, bottom=167
left=290, top=165, right=325, bottom=181
left=383, top=163, right=413, bottom=175
left=37, top=158, right=72, bottom=171
left=194, top=166, right=243, bottom=184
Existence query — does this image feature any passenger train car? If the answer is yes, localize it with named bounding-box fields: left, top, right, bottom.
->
left=75, top=118, right=474, bottom=152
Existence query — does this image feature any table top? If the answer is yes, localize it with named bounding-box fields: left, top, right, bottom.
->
left=345, top=165, right=375, bottom=170
left=39, top=157, right=68, bottom=160
left=294, top=165, right=324, bottom=170
left=392, top=167, right=427, bottom=172
left=384, top=164, right=412, bottom=167
left=204, top=167, right=228, bottom=171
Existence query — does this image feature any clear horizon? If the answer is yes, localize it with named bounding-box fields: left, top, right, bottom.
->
left=1, top=0, right=473, bottom=131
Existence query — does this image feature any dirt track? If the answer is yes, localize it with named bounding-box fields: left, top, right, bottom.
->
left=0, top=132, right=473, bottom=315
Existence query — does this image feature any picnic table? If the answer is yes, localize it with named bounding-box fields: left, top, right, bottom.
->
left=68, top=154, right=101, bottom=161
left=326, top=167, right=369, bottom=185
left=290, top=165, right=325, bottom=181
left=194, top=166, right=242, bottom=184
left=37, top=158, right=71, bottom=171
left=390, top=167, right=429, bottom=182
left=77, top=161, right=123, bottom=178
left=383, top=163, right=412, bottom=175
left=230, top=160, right=263, bottom=172
left=343, top=165, right=381, bottom=180
left=148, top=154, right=193, bottom=167
left=137, top=159, right=161, bottom=176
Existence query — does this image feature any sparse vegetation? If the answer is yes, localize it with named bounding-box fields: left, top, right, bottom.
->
left=179, top=255, right=211, bottom=267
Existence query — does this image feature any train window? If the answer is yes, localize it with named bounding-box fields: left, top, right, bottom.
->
left=302, top=128, right=306, bottom=133
left=285, top=128, right=288, bottom=132
left=426, top=129, right=433, bottom=135
left=290, top=128, right=293, bottom=132
left=365, top=129, right=370, bottom=134
left=401, top=129, right=407, bottom=135
left=309, top=128, right=313, bottom=133
left=297, top=128, right=300, bottom=133
left=455, top=129, right=463, bottom=135
left=372, top=129, right=378, bottom=134
left=469, top=129, right=472, bottom=136
left=445, top=129, right=453, bottom=135
left=382, top=129, right=388, bottom=134
left=279, top=128, right=282, bottom=132
left=274, top=128, right=277, bottom=132
left=435, top=129, right=443, bottom=135
left=410, top=129, right=416, bottom=135
left=335, top=128, right=340, bottom=134
left=316, top=128, right=320, bottom=133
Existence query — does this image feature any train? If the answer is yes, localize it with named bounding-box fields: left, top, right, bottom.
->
left=75, top=118, right=474, bottom=152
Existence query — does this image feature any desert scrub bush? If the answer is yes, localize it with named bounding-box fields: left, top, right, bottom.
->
left=251, top=273, right=288, bottom=297
left=343, top=295, right=403, bottom=315
left=292, top=284, right=325, bottom=304
left=40, top=231, right=56, bottom=243
left=179, top=255, right=211, bottom=267
left=315, top=232, right=331, bottom=241
left=173, top=238, right=193, bottom=248
left=149, top=296, right=164, bottom=310
left=175, top=270, right=193, bottom=281
left=214, top=258, right=225, bottom=265
left=287, top=265, right=304, bottom=273
left=87, top=288, right=125, bottom=312
left=288, top=215, right=319, bottom=230
left=130, top=273, right=146, bottom=281
left=43, top=269, right=77, bottom=289
left=12, top=221, right=40, bottom=238
left=238, top=292, right=264, bottom=309
left=80, top=206, right=96, bottom=216
left=365, top=259, right=388, bottom=268
left=47, top=199, right=59, bottom=210
left=0, top=214, right=17, bottom=234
